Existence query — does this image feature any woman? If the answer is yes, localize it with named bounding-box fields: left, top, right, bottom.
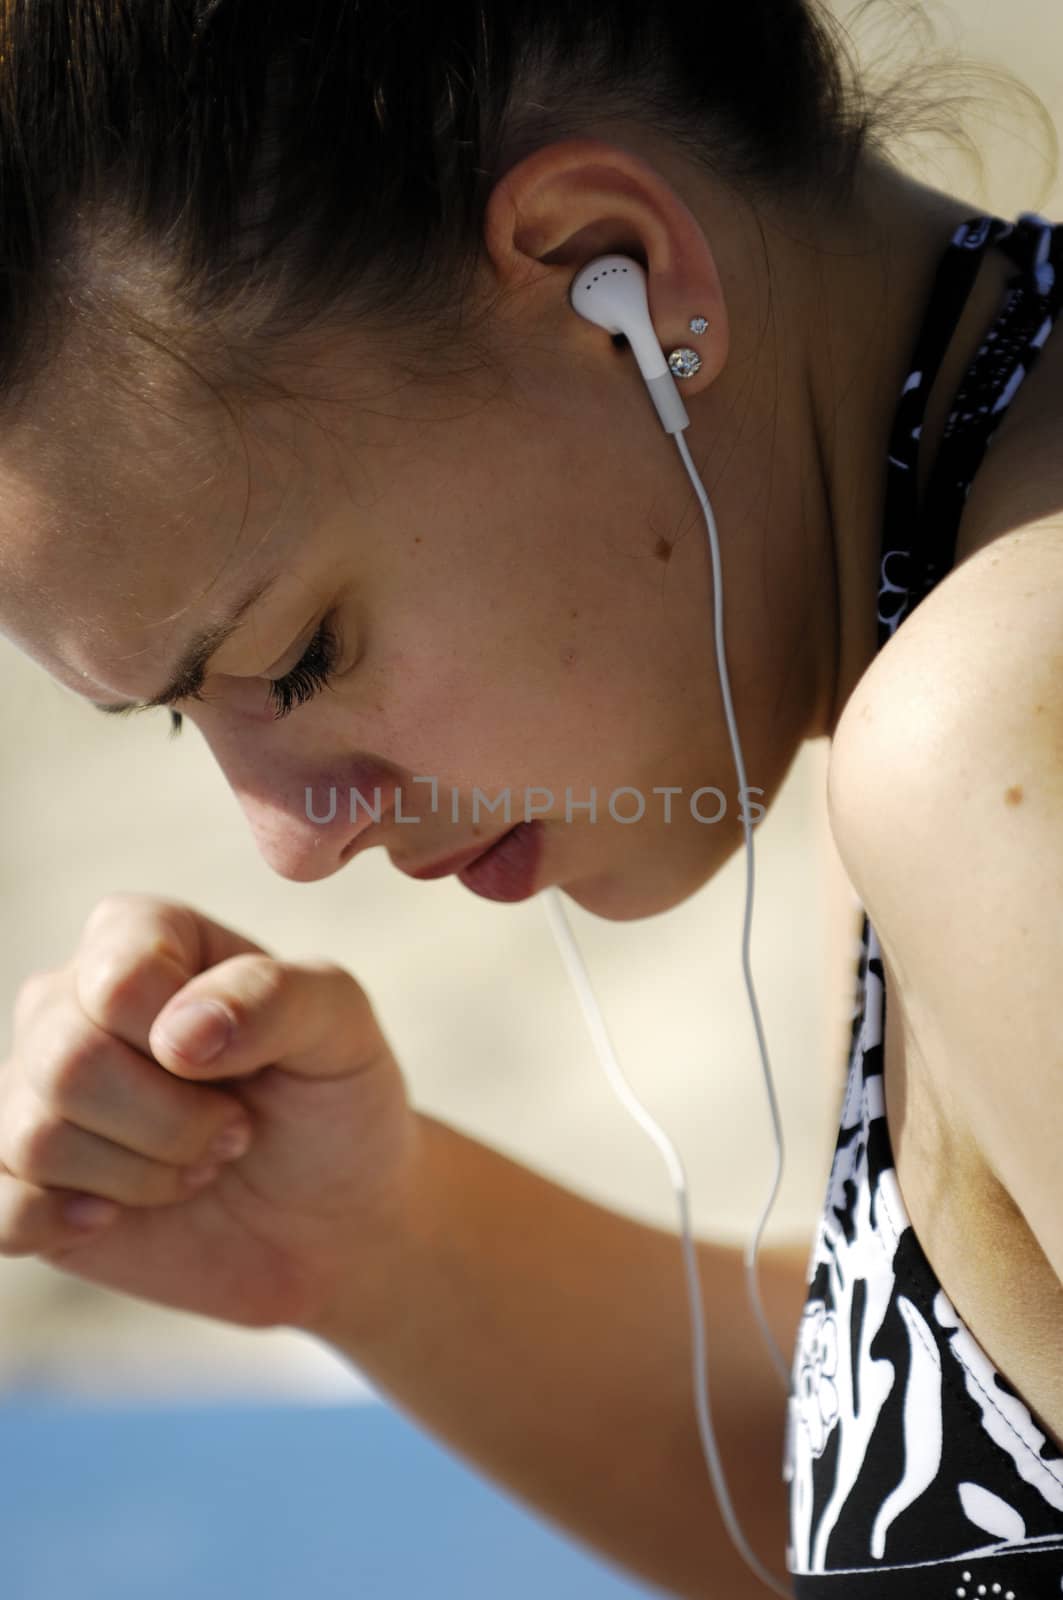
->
left=0, top=2, right=1059, bottom=1595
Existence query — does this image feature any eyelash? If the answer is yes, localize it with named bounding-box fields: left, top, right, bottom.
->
left=265, top=616, right=342, bottom=719
left=167, top=616, right=342, bottom=738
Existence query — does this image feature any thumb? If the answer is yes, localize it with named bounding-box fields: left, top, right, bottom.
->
left=148, top=954, right=392, bottom=1084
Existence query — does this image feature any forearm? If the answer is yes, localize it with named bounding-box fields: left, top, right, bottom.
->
left=310, top=1111, right=806, bottom=1600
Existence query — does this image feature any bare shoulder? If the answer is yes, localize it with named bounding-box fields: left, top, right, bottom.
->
left=826, top=519, right=1063, bottom=912
left=825, top=517, right=1063, bottom=1294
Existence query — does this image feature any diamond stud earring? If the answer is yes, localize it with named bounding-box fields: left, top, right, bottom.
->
left=667, top=314, right=709, bottom=379
left=667, top=347, right=702, bottom=379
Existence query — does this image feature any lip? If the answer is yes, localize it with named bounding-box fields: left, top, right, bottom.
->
left=400, top=830, right=513, bottom=880
left=456, top=819, right=544, bottom=902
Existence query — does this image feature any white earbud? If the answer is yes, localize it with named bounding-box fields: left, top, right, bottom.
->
left=568, top=254, right=691, bottom=436
left=553, top=249, right=795, bottom=1600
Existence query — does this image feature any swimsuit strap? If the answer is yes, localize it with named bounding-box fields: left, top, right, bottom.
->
left=849, top=212, right=1062, bottom=1067
left=916, top=211, right=1063, bottom=598
left=876, top=213, right=1063, bottom=649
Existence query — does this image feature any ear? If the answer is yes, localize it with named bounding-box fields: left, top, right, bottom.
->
left=481, top=135, right=729, bottom=399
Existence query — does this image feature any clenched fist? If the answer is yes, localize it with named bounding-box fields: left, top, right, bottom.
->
left=0, top=892, right=421, bottom=1336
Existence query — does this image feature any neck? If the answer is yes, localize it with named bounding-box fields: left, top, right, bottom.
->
left=802, top=153, right=987, bottom=735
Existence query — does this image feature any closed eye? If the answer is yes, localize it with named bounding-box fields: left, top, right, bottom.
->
left=264, top=615, right=342, bottom=719
left=168, top=614, right=343, bottom=737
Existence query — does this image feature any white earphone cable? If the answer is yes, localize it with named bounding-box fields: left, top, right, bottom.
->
left=542, top=429, right=796, bottom=1599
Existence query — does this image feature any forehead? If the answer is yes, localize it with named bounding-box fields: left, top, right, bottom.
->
left=0, top=385, right=308, bottom=692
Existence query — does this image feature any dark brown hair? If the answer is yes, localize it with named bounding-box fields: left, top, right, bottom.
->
left=0, top=0, right=1055, bottom=414
left=0, top=1, right=1056, bottom=743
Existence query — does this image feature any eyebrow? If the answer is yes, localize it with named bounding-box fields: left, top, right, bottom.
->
left=90, top=572, right=282, bottom=716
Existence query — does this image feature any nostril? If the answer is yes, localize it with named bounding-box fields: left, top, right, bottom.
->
left=340, top=825, right=381, bottom=864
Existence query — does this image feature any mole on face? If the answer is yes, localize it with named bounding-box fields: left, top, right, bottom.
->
left=561, top=609, right=580, bottom=668
left=654, top=536, right=673, bottom=564
left=1004, top=785, right=1024, bottom=806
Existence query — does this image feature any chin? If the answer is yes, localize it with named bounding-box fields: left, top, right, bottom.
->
left=555, top=868, right=693, bottom=923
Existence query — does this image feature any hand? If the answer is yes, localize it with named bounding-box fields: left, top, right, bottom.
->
left=0, top=892, right=420, bottom=1335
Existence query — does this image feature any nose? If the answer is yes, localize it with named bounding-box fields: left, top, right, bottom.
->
left=238, top=788, right=382, bottom=881
left=193, top=728, right=402, bottom=882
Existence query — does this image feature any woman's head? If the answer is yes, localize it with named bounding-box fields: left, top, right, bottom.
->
left=0, top=2, right=1046, bottom=918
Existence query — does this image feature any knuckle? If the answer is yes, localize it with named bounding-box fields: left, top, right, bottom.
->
left=33, top=1029, right=110, bottom=1105
left=79, top=898, right=193, bottom=1000
left=78, top=948, right=156, bottom=1026
left=303, top=959, right=373, bottom=1028
left=82, top=892, right=146, bottom=935
left=0, top=1172, right=96, bottom=1258
left=4, top=1104, right=63, bottom=1181
left=302, top=958, right=353, bottom=988
left=0, top=1188, right=42, bottom=1257
left=148, top=1162, right=194, bottom=1206
left=227, top=955, right=293, bottom=1019
left=133, top=1155, right=210, bottom=1206
left=301, top=956, right=345, bottom=980
left=12, top=969, right=52, bottom=1030
left=159, top=1122, right=210, bottom=1171
left=83, top=894, right=193, bottom=949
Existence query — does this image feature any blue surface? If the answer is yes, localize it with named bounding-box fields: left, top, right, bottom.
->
left=0, top=1394, right=668, bottom=1599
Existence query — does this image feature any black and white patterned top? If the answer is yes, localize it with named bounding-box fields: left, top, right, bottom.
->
left=783, top=213, right=1063, bottom=1597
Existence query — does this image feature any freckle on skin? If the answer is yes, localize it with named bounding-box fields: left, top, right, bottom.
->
left=1004, top=785, right=1023, bottom=806
left=654, top=536, right=673, bottom=563
left=561, top=648, right=577, bottom=668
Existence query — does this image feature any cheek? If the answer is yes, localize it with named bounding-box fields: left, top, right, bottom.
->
left=357, top=627, right=573, bottom=767
left=359, top=530, right=709, bottom=782
left=359, top=621, right=691, bottom=798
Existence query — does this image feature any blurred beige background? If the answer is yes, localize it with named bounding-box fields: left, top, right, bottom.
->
left=1, top=0, right=1061, bottom=1403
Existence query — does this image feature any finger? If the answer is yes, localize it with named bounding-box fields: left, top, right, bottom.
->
left=0, top=1097, right=225, bottom=1211
left=73, top=893, right=271, bottom=1055
left=149, top=955, right=392, bottom=1083
left=17, top=983, right=254, bottom=1168
left=0, top=1168, right=121, bottom=1257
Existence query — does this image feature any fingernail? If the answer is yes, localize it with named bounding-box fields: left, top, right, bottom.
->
left=182, top=1163, right=221, bottom=1190
left=64, top=1196, right=120, bottom=1229
left=208, top=1122, right=252, bottom=1163
left=156, top=1001, right=234, bottom=1064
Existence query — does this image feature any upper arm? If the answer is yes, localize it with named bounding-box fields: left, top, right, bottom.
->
left=827, top=523, right=1063, bottom=1285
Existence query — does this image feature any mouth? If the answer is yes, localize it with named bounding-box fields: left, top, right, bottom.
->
left=399, top=830, right=513, bottom=880
left=399, top=820, right=546, bottom=902
left=455, top=819, right=545, bottom=902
